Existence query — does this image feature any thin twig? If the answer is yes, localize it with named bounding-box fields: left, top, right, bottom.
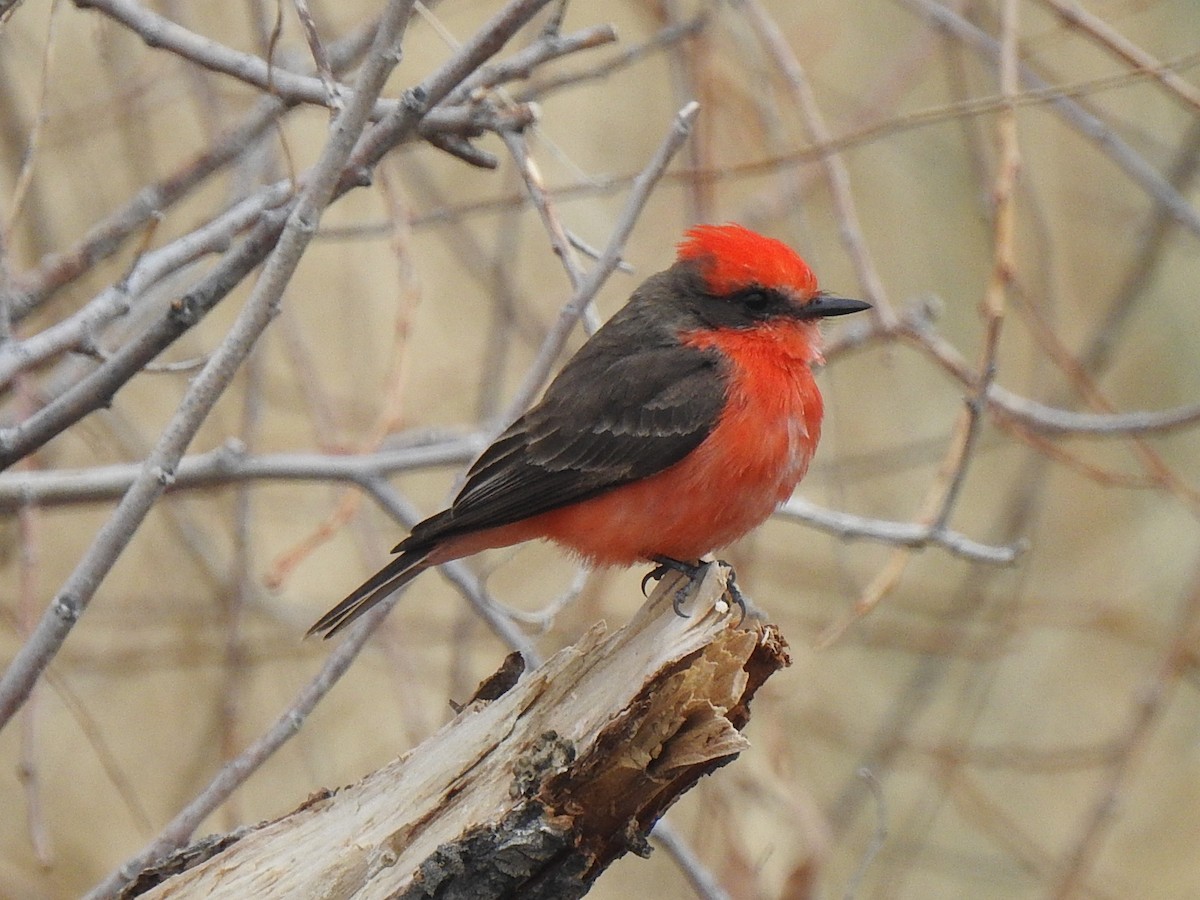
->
left=2, top=19, right=380, bottom=322
left=291, top=0, right=340, bottom=109
left=499, top=129, right=603, bottom=333
left=652, top=819, right=732, bottom=900
left=897, top=0, right=1200, bottom=237
left=1034, top=0, right=1200, bottom=113
left=517, top=14, right=707, bottom=101
left=738, top=0, right=898, bottom=327
left=500, top=100, right=700, bottom=426
left=1050, top=564, right=1200, bottom=897
left=17, top=486, right=52, bottom=865
left=0, top=182, right=293, bottom=388
left=659, top=0, right=712, bottom=224
left=2, top=0, right=61, bottom=248
left=842, top=768, right=888, bottom=900
left=500, top=130, right=586, bottom=290
left=776, top=497, right=1023, bottom=564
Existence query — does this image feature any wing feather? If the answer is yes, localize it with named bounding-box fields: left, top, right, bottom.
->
left=402, top=339, right=727, bottom=550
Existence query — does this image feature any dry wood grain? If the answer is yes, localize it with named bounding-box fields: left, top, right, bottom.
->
left=127, top=565, right=789, bottom=899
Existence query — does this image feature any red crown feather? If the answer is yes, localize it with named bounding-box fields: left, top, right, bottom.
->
left=677, top=224, right=818, bottom=297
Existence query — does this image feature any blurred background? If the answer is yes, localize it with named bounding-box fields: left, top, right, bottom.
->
left=1, top=0, right=1199, bottom=897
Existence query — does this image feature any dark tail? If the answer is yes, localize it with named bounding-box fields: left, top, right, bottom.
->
left=306, top=548, right=433, bottom=639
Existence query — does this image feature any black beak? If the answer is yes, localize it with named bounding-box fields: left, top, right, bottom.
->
left=799, top=293, right=873, bottom=319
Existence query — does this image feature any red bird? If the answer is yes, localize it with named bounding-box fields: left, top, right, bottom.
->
left=310, top=224, right=869, bottom=637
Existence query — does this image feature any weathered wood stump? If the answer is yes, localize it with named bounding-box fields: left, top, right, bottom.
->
left=132, top=564, right=791, bottom=898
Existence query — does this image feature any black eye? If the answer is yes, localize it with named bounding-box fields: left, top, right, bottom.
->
left=742, top=290, right=771, bottom=313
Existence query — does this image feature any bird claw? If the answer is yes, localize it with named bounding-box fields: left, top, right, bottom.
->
left=672, top=582, right=691, bottom=617
left=644, top=556, right=748, bottom=623
left=724, top=573, right=748, bottom=627
left=641, top=565, right=668, bottom=597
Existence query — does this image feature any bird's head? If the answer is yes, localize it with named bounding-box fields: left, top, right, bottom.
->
left=675, top=223, right=871, bottom=326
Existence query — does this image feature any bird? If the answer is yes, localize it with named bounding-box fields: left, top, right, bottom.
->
left=309, top=223, right=870, bottom=638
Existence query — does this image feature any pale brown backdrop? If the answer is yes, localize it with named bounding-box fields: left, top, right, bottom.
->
left=1, top=1, right=1199, bottom=897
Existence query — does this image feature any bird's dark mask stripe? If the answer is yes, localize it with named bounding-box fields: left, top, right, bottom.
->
left=680, top=259, right=870, bottom=329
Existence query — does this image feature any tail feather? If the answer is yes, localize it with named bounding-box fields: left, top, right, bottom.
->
left=307, top=549, right=433, bottom=639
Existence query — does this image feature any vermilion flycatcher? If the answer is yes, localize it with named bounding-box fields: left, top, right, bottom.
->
left=310, top=224, right=869, bottom=637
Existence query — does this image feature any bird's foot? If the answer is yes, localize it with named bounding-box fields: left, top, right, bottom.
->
left=642, top=556, right=748, bottom=623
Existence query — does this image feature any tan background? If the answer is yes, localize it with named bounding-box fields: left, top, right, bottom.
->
left=1, top=0, right=1199, bottom=897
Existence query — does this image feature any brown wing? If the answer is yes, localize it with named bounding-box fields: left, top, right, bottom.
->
left=399, top=334, right=728, bottom=553
left=309, top=338, right=724, bottom=639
